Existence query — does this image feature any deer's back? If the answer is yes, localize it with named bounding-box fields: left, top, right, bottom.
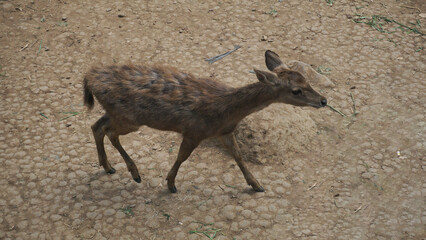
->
left=85, top=64, right=233, bottom=133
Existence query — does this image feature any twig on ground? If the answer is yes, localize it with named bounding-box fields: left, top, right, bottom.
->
left=26, top=5, right=36, bottom=11
left=205, top=45, right=241, bottom=64
left=400, top=5, right=421, bottom=12
left=327, top=104, right=347, bottom=117
left=350, top=92, right=359, bottom=116
left=354, top=204, right=363, bottom=213
left=62, top=222, right=74, bottom=230
left=29, top=39, right=38, bottom=49
left=308, top=182, right=317, bottom=190
left=19, top=43, right=30, bottom=51
left=334, top=199, right=341, bottom=208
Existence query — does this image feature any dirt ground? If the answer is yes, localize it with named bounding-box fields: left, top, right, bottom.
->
left=1, top=0, right=425, bottom=239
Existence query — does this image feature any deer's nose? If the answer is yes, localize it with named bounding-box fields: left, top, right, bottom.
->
left=320, top=99, right=327, bottom=107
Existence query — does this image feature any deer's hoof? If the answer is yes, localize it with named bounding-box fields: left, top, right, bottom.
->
left=133, top=176, right=141, bottom=183
left=107, top=168, right=116, bottom=174
left=169, top=186, right=177, bottom=193
left=254, top=186, right=265, bottom=192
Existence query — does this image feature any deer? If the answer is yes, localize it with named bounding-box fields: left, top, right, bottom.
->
left=83, top=50, right=327, bottom=193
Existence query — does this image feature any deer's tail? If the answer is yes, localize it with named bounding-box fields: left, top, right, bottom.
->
left=83, top=77, right=94, bottom=110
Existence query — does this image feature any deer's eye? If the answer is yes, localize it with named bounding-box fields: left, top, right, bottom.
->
left=292, top=89, right=302, bottom=95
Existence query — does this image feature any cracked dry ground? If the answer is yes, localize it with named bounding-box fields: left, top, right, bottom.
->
left=1, top=0, right=425, bottom=239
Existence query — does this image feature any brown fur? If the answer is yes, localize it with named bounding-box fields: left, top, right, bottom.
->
left=83, top=50, right=327, bottom=193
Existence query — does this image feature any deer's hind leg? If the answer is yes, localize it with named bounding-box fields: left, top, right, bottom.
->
left=166, top=137, right=200, bottom=193
left=221, top=133, right=264, bottom=192
left=104, top=120, right=141, bottom=183
left=91, top=115, right=116, bottom=174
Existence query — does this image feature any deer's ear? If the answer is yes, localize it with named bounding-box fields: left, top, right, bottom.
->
left=265, top=50, right=288, bottom=71
left=254, top=69, right=280, bottom=86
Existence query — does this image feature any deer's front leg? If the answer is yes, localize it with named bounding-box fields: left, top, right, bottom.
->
left=221, top=133, right=264, bottom=192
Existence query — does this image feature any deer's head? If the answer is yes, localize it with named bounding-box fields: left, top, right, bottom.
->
left=254, top=50, right=327, bottom=108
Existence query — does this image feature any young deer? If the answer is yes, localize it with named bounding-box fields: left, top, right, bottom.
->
left=83, top=50, right=327, bottom=193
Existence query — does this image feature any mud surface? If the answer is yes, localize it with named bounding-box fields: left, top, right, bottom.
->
left=1, top=0, right=425, bottom=239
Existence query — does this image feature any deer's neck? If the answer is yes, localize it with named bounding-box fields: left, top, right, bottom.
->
left=222, top=82, right=278, bottom=123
